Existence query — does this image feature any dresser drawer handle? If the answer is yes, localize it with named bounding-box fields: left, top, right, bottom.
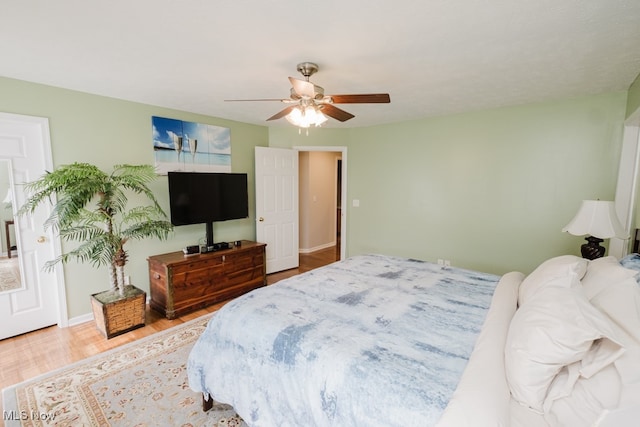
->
left=154, top=273, right=160, bottom=279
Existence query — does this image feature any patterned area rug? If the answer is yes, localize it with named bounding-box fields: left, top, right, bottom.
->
left=0, top=257, right=21, bottom=292
left=2, top=314, right=248, bottom=426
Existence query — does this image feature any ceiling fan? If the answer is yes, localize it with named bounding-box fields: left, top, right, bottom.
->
left=226, top=62, right=390, bottom=126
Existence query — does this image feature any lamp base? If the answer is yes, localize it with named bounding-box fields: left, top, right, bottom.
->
left=581, top=236, right=605, bottom=260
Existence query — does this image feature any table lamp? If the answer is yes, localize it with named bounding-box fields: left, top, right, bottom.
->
left=562, top=200, right=629, bottom=260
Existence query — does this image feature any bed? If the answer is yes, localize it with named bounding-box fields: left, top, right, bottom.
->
left=187, top=252, right=640, bottom=426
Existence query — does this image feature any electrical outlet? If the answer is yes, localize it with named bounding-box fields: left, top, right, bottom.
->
left=444, top=260, right=451, bottom=268
left=124, top=275, right=131, bottom=285
left=437, top=259, right=444, bottom=266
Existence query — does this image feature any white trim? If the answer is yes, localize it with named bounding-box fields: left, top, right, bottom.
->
left=294, top=146, right=348, bottom=261
left=67, top=312, right=94, bottom=327
left=611, top=108, right=640, bottom=258
left=299, top=241, right=337, bottom=254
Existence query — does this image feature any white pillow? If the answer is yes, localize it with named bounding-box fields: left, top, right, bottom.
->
left=589, top=276, right=640, bottom=346
left=518, top=255, right=588, bottom=306
left=505, top=274, right=624, bottom=413
left=543, top=338, right=627, bottom=426
left=543, top=362, right=621, bottom=427
left=584, top=273, right=640, bottom=422
left=581, top=256, right=638, bottom=301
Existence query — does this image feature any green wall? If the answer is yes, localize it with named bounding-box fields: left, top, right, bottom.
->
left=0, top=76, right=269, bottom=319
left=269, top=92, right=628, bottom=275
left=0, top=74, right=631, bottom=319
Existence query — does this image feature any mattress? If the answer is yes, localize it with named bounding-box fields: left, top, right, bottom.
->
left=188, top=254, right=501, bottom=427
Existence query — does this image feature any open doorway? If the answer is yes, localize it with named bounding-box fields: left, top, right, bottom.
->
left=296, top=146, right=347, bottom=262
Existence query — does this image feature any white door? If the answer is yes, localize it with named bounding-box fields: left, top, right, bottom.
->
left=255, top=146, right=299, bottom=274
left=0, top=113, right=66, bottom=340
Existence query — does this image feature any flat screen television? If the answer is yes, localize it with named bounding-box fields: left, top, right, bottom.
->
left=168, top=171, right=249, bottom=250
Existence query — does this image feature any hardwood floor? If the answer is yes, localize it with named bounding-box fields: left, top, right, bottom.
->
left=0, top=245, right=338, bottom=414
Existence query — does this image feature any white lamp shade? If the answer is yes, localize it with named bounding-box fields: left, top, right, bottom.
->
left=562, top=200, right=629, bottom=239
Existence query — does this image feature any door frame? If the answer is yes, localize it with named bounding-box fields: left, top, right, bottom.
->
left=0, top=112, right=68, bottom=329
left=611, top=108, right=640, bottom=258
left=294, top=146, right=347, bottom=261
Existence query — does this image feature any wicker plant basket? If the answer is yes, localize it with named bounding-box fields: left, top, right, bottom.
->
left=91, top=285, right=146, bottom=339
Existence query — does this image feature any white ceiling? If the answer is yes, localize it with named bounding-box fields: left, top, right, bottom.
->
left=2, top=1, right=640, bottom=128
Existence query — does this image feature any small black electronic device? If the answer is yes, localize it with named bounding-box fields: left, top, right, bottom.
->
left=200, top=242, right=230, bottom=253
left=183, top=245, right=200, bottom=255
left=212, top=242, right=230, bottom=251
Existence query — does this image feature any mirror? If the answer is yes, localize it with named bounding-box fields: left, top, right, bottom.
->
left=0, top=159, right=23, bottom=293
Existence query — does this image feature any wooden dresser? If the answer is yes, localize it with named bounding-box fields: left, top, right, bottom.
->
left=148, top=240, right=266, bottom=319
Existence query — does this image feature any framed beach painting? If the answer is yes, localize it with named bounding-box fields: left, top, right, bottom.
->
left=152, top=116, right=231, bottom=174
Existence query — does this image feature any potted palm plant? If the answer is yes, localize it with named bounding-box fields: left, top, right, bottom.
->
left=18, top=162, right=173, bottom=338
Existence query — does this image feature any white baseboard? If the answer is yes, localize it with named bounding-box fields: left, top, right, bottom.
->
left=67, top=312, right=94, bottom=327
left=299, top=241, right=336, bottom=254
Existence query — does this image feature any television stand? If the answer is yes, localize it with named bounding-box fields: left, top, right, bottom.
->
left=147, top=240, right=266, bottom=319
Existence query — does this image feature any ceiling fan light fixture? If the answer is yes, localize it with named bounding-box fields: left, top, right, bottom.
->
left=285, top=105, right=328, bottom=129
left=228, top=62, right=389, bottom=127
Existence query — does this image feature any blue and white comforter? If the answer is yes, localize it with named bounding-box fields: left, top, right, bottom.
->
left=188, top=254, right=500, bottom=427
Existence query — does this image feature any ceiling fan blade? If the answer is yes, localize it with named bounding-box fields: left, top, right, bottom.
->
left=225, top=98, right=285, bottom=102
left=320, top=104, right=355, bottom=122
left=289, top=77, right=317, bottom=98
left=328, top=93, right=390, bottom=104
left=266, top=106, right=297, bottom=121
